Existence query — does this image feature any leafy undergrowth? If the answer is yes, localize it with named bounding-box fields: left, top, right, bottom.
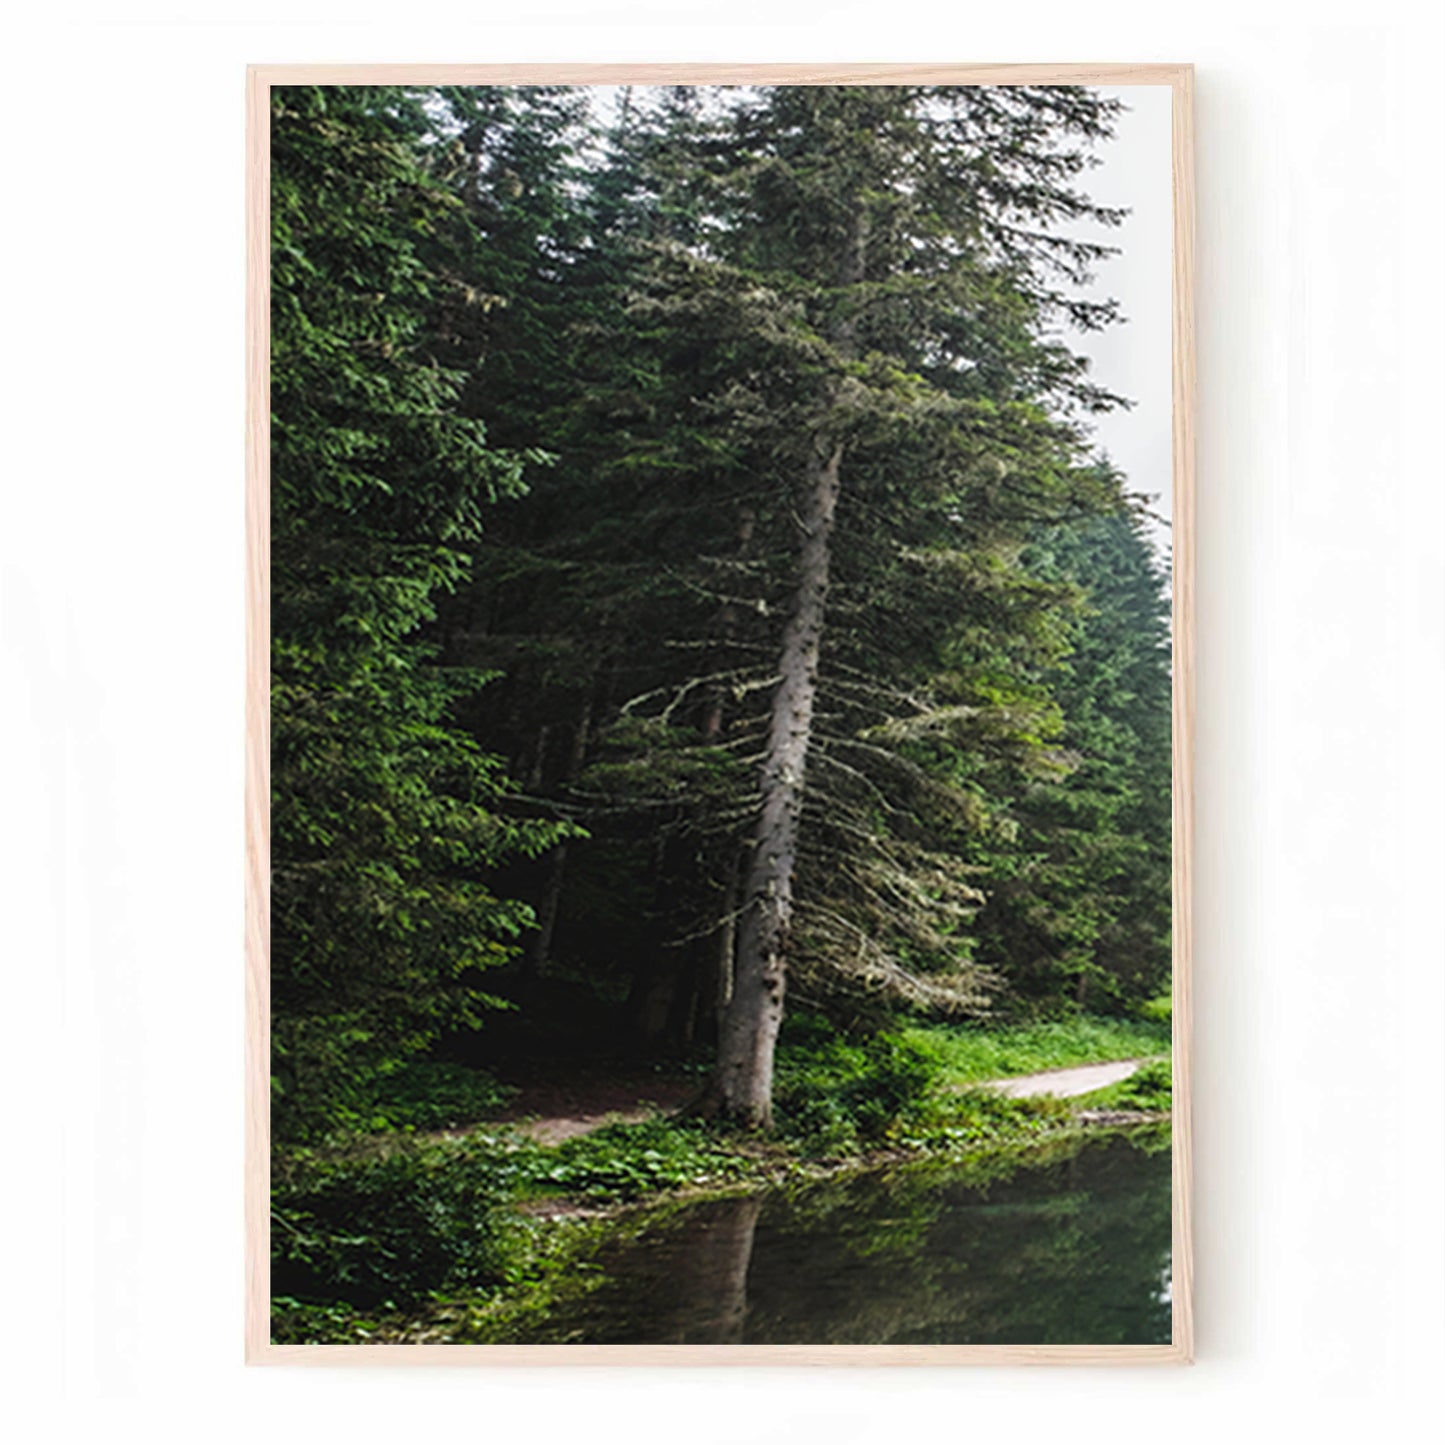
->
left=364, top=1059, right=518, bottom=1133
left=521, top=1116, right=755, bottom=1201
left=773, top=1015, right=937, bottom=1154
left=271, top=1118, right=759, bottom=1335
left=899, top=1015, right=1170, bottom=1087
left=1075, top=1058, right=1173, bottom=1113
left=772, top=1015, right=1076, bottom=1157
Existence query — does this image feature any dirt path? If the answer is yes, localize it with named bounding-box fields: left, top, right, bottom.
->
left=496, top=1057, right=1153, bottom=1144
left=517, top=1106, right=668, bottom=1146
left=496, top=1071, right=696, bottom=1145
left=985, top=1057, right=1148, bottom=1099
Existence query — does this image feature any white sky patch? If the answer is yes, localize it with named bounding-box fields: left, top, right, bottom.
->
left=1072, top=86, right=1174, bottom=546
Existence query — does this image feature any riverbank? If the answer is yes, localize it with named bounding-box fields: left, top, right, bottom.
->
left=271, top=1016, right=1171, bottom=1345
left=433, top=1123, right=1175, bottom=1346
left=275, top=1110, right=1170, bottom=1344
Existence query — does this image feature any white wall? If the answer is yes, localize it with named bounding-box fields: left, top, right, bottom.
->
left=4, top=3, right=1441, bottom=1440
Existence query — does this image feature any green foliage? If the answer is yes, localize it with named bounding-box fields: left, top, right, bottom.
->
left=271, top=1117, right=747, bottom=1314
left=268, top=86, right=571, bottom=1142
left=900, top=1015, right=1169, bottom=1084
left=362, top=1059, right=517, bottom=1133
left=1077, top=1058, right=1172, bottom=1113
left=271, top=1297, right=384, bottom=1346
left=964, top=500, right=1174, bottom=1011
left=773, top=1015, right=942, bottom=1151
left=1139, top=993, right=1172, bottom=1023
left=271, top=1134, right=536, bottom=1309
left=890, top=1087, right=1072, bottom=1153
left=525, top=1118, right=750, bottom=1201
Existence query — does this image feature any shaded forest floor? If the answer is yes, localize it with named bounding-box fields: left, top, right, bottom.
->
left=492, top=1065, right=697, bottom=1144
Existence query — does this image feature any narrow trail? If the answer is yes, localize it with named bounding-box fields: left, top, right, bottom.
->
left=984, top=1057, right=1149, bottom=1099
left=498, top=1056, right=1155, bottom=1144
left=496, top=1071, right=695, bottom=1145
left=518, top=1107, right=663, bottom=1146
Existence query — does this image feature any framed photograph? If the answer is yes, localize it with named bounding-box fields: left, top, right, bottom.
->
left=246, top=63, right=1194, bottom=1364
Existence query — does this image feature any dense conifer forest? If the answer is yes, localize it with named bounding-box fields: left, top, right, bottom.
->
left=268, top=83, right=1173, bottom=1343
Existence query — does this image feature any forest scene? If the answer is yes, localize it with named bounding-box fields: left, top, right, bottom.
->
left=267, top=81, right=1175, bottom=1347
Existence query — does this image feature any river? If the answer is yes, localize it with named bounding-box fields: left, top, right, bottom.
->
left=495, top=1131, right=1172, bottom=1345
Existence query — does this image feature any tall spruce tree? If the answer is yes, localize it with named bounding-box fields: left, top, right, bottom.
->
left=685, top=85, right=1129, bottom=1123
left=448, top=86, right=1128, bottom=1121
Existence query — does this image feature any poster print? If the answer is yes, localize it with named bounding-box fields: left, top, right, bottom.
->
left=247, top=65, right=1194, bottom=1363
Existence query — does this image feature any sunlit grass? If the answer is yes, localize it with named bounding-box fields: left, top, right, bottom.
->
left=899, top=1016, right=1170, bottom=1088
left=1073, top=1058, right=1172, bottom=1113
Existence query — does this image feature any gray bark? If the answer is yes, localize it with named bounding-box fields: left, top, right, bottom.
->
left=526, top=697, right=592, bottom=979
left=707, top=441, right=843, bottom=1126
left=698, top=202, right=866, bottom=1127
left=715, top=850, right=740, bottom=1019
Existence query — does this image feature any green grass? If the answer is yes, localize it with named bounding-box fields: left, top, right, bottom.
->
left=899, top=1015, right=1170, bottom=1088
left=1074, top=1058, right=1172, bottom=1113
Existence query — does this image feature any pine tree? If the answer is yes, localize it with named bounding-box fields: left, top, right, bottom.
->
left=969, top=491, right=1173, bottom=1011
left=668, top=86, right=1129, bottom=1123
left=474, top=85, right=1129, bottom=1123
left=269, top=86, right=566, bottom=1140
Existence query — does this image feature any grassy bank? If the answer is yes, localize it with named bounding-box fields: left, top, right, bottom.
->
left=902, top=1015, right=1169, bottom=1085
left=272, top=1013, right=1172, bottom=1344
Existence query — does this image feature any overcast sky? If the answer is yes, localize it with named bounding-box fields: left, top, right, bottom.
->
left=1071, top=85, right=1174, bottom=547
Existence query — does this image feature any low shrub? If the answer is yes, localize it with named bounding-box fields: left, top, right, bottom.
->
left=526, top=1118, right=748, bottom=1201
left=893, top=1087, right=1071, bottom=1151
left=271, top=1135, right=535, bottom=1310
left=1080, top=1058, right=1172, bottom=1113
left=270, top=1296, right=378, bottom=1345
left=774, top=1015, right=940, bottom=1151
left=1137, top=994, right=1172, bottom=1024
left=363, top=1059, right=516, bottom=1133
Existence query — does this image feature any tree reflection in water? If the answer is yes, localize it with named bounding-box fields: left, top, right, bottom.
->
left=512, top=1133, right=1172, bottom=1345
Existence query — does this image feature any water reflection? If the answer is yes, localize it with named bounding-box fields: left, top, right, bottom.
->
left=517, top=1134, right=1171, bottom=1345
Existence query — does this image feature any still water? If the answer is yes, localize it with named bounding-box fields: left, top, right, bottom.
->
left=512, top=1133, right=1172, bottom=1345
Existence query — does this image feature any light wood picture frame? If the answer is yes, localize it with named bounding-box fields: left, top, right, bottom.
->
left=246, top=62, right=1194, bottom=1366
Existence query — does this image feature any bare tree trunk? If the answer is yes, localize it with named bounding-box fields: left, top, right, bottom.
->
left=715, top=849, right=741, bottom=1020
left=694, top=199, right=866, bottom=1127
left=703, top=441, right=843, bottom=1126
left=526, top=847, right=566, bottom=981
left=527, top=697, right=592, bottom=980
